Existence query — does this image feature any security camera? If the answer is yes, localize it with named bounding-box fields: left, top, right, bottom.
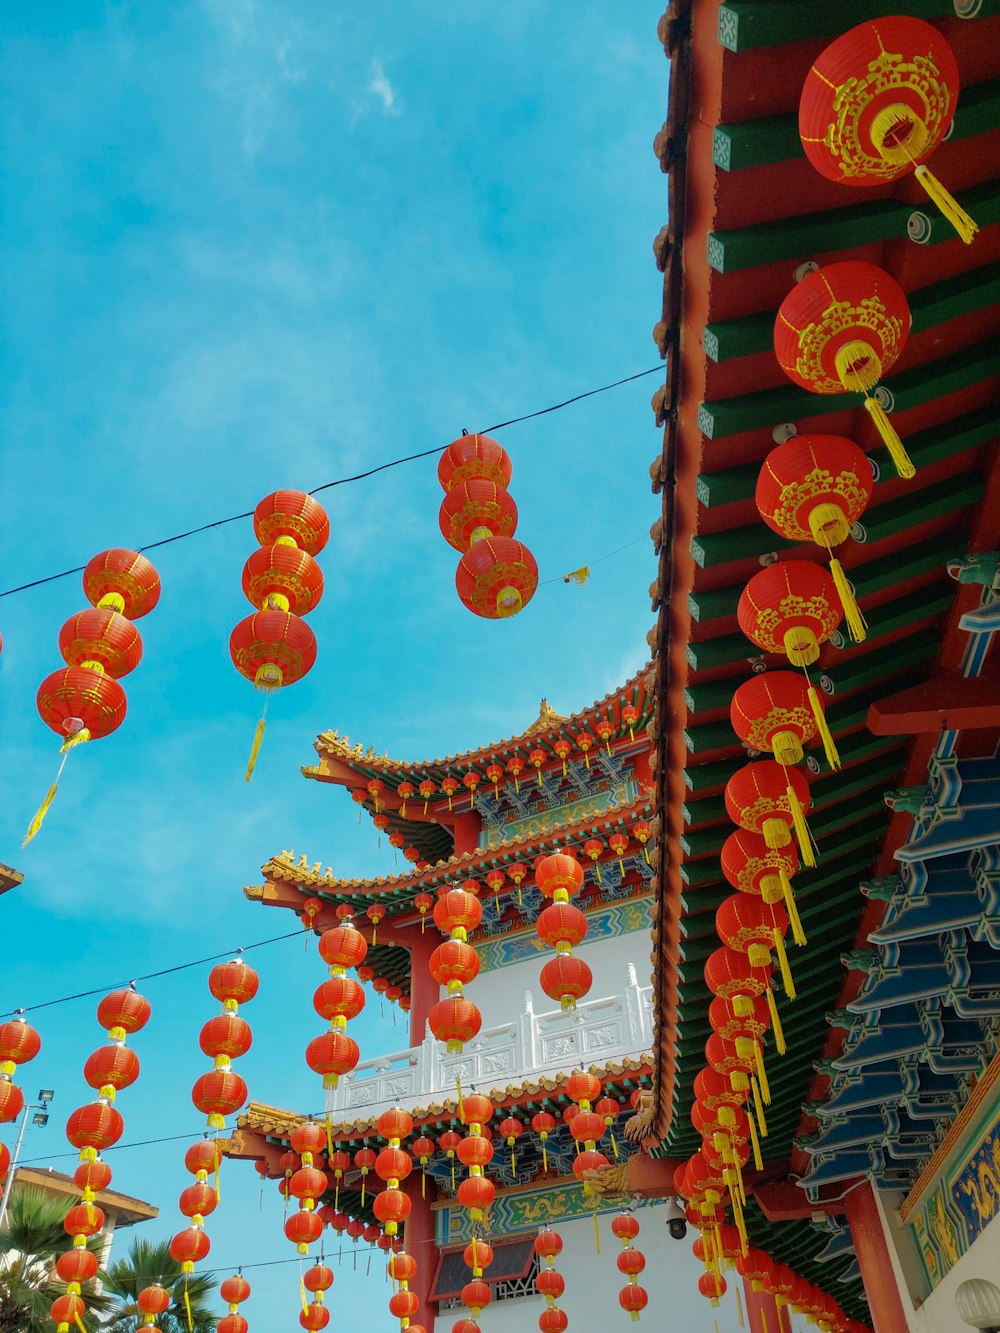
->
left=665, top=1197, right=687, bottom=1240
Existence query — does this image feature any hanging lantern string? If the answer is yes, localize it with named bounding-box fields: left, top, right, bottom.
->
left=0, top=367, right=663, bottom=602
left=0, top=928, right=303, bottom=1019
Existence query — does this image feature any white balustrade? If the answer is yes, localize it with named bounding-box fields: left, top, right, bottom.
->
left=327, top=967, right=654, bottom=1117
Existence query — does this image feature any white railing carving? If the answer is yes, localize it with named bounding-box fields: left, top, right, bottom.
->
left=327, top=964, right=653, bottom=1116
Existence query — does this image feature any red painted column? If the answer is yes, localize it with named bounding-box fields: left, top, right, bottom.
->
left=744, top=1278, right=784, bottom=1333
left=451, top=811, right=482, bottom=856
left=408, top=929, right=438, bottom=1046
left=844, top=1181, right=910, bottom=1333
left=404, top=1174, right=436, bottom=1332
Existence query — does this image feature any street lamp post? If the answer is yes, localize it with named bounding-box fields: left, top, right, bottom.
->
left=0, top=1089, right=54, bottom=1230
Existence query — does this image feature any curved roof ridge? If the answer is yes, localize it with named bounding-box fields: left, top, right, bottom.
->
left=310, top=665, right=653, bottom=775
left=257, top=793, right=655, bottom=896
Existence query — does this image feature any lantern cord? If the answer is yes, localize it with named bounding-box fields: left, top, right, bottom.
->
left=0, top=366, right=664, bottom=601
left=0, top=927, right=303, bottom=1019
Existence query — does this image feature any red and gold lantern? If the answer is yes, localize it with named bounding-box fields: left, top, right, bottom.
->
left=725, top=760, right=814, bottom=869
left=731, top=670, right=839, bottom=771
left=756, top=434, right=872, bottom=641
left=232, top=490, right=328, bottom=779
left=737, top=561, right=841, bottom=668
left=721, top=828, right=805, bottom=950
left=800, top=17, right=975, bottom=243
left=774, top=262, right=913, bottom=476
left=456, top=537, right=538, bottom=620
left=429, top=889, right=483, bottom=1060
left=25, top=549, right=160, bottom=845
left=439, top=480, right=518, bottom=551
left=438, top=435, right=512, bottom=492
left=310, top=919, right=367, bottom=1091
left=535, top=853, right=591, bottom=1011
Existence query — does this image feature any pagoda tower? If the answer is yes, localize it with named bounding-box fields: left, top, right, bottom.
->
left=229, top=670, right=735, bottom=1330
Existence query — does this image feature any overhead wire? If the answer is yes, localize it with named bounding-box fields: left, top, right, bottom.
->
left=0, top=927, right=307, bottom=1020
left=0, top=366, right=664, bottom=601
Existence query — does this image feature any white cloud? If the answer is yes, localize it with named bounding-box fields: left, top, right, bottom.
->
left=367, top=58, right=400, bottom=116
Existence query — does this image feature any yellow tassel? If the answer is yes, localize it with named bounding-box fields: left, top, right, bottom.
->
left=762, top=1313, right=769, bottom=1333
left=765, top=987, right=786, bottom=1056
left=542, top=1141, right=548, bottom=1173
left=807, top=686, right=840, bottom=770
left=785, top=781, right=815, bottom=869
left=326, top=1112, right=334, bottom=1163
left=22, top=781, right=61, bottom=847
left=736, top=1287, right=746, bottom=1328
left=456, top=1074, right=464, bottom=1120
left=421, top=1169, right=426, bottom=1199
left=593, top=1210, right=600, bottom=1254
left=564, top=566, right=591, bottom=586
left=512, top=1148, right=517, bottom=1178
left=185, top=1281, right=194, bottom=1332
left=829, top=558, right=867, bottom=644
left=863, top=396, right=914, bottom=479
left=300, top=1277, right=309, bottom=1313
left=773, top=928, right=796, bottom=1000
left=753, top=1043, right=771, bottom=1104
left=747, top=1105, right=764, bottom=1170
left=751, top=1076, right=767, bottom=1137
left=244, top=716, right=267, bottom=782
left=914, top=163, right=978, bottom=245
left=779, top=869, right=807, bottom=948
left=75, top=1316, right=88, bottom=1333
left=611, top=1130, right=619, bottom=1161
left=361, top=1176, right=366, bottom=1207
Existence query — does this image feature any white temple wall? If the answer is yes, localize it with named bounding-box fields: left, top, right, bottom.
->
left=468, top=921, right=653, bottom=1029
left=468, top=1201, right=742, bottom=1333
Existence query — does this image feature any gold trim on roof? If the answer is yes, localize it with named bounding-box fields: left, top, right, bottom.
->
left=250, top=795, right=654, bottom=898
left=236, top=1056, right=652, bottom=1140
left=309, top=668, right=651, bottom=775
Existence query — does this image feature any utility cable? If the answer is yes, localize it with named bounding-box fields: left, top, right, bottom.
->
left=0, top=366, right=663, bottom=601
left=0, top=928, right=306, bottom=1020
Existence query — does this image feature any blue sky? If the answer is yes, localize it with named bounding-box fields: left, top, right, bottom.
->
left=1, top=1, right=667, bottom=1324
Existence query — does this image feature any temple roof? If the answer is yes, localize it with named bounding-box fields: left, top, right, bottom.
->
left=308, top=669, right=653, bottom=787
left=236, top=1057, right=652, bottom=1145
left=639, top=1, right=1000, bottom=1322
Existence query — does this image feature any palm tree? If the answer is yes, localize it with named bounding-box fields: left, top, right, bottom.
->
left=100, top=1236, right=218, bottom=1333
left=0, top=1186, right=107, bottom=1333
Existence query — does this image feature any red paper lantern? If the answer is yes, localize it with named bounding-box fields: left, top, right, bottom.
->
left=0, top=1082, right=24, bottom=1123
left=59, top=609, right=142, bottom=678
left=0, top=1018, right=41, bottom=1064
left=731, top=670, right=838, bottom=770
left=254, top=490, right=330, bottom=555
left=230, top=610, right=317, bottom=691
left=756, top=434, right=872, bottom=549
left=536, top=903, right=588, bottom=949
left=774, top=262, right=913, bottom=476
left=440, top=481, right=518, bottom=551
left=191, top=1069, right=248, bottom=1124
left=300, top=1301, right=331, bottom=1330
left=318, top=924, right=368, bottom=971
left=208, top=959, right=260, bottom=1007
left=66, top=1103, right=124, bottom=1151
left=64, top=1203, right=106, bottom=1237
left=199, top=1014, right=253, bottom=1060
left=540, top=956, right=593, bottom=1011
left=219, top=1319, right=249, bottom=1333
left=438, top=435, right=513, bottom=492
left=55, top=1247, right=99, bottom=1283
left=800, top=17, right=974, bottom=243
left=185, top=1140, right=224, bottom=1176
left=286, top=1209, right=324, bottom=1250
left=721, top=828, right=805, bottom=950
left=461, top=1280, right=491, bottom=1315
left=430, top=940, right=481, bottom=988
left=536, top=853, right=584, bottom=900
left=619, top=1282, right=648, bottom=1319
left=84, top=1045, right=140, bottom=1092
left=313, top=976, right=365, bottom=1023
left=737, top=561, right=841, bottom=667
left=242, top=544, right=323, bottom=615
left=725, top=762, right=813, bottom=864
left=538, top=1308, right=569, bottom=1333
left=83, top=548, right=160, bottom=618
left=305, top=1030, right=360, bottom=1087
left=433, top=889, right=482, bottom=938
left=50, top=1294, right=86, bottom=1326
left=536, top=1268, right=565, bottom=1301
left=138, top=1284, right=171, bottom=1316
left=179, top=1181, right=218, bottom=1218
left=428, top=998, right=483, bottom=1052
left=457, top=1174, right=495, bottom=1218
left=170, top=1227, right=211, bottom=1266
left=455, top=537, right=538, bottom=619
left=534, top=1229, right=563, bottom=1260
left=97, top=989, right=151, bottom=1034
left=37, top=666, right=127, bottom=742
